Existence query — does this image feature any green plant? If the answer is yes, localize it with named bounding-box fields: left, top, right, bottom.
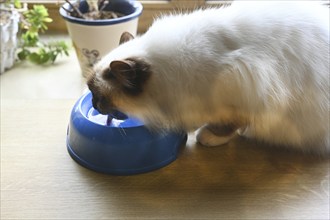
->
left=1, top=0, right=69, bottom=64
left=17, top=4, right=69, bottom=64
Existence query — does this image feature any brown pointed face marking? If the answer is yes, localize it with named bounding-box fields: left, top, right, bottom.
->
left=87, top=75, right=115, bottom=114
left=102, top=58, right=152, bottom=96
left=87, top=57, right=152, bottom=115
left=87, top=32, right=152, bottom=115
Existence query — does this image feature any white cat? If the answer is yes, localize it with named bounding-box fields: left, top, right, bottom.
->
left=87, top=1, right=329, bottom=154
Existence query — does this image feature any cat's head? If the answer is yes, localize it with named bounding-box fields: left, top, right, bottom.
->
left=87, top=58, right=152, bottom=113
left=87, top=32, right=154, bottom=119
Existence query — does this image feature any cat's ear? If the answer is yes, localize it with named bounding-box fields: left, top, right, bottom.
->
left=106, top=58, right=151, bottom=95
left=109, top=60, right=137, bottom=86
left=119, top=32, right=134, bottom=45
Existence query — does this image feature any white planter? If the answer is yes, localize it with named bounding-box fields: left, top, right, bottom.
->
left=0, top=10, right=19, bottom=74
left=60, top=0, right=143, bottom=77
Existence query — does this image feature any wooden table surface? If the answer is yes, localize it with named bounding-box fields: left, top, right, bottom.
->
left=1, top=48, right=329, bottom=220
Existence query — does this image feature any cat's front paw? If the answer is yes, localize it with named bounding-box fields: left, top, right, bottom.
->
left=196, top=124, right=237, bottom=147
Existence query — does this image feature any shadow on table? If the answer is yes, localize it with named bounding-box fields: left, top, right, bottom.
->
left=75, top=135, right=330, bottom=218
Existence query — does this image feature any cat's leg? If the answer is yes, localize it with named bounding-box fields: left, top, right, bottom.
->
left=196, top=124, right=238, bottom=147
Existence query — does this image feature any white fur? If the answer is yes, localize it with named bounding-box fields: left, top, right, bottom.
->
left=94, top=1, right=329, bottom=153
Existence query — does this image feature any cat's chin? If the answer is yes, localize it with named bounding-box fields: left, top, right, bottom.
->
left=108, top=110, right=128, bottom=120
left=94, top=107, right=120, bottom=117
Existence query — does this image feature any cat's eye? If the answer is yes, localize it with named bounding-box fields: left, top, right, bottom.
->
left=102, top=67, right=115, bottom=80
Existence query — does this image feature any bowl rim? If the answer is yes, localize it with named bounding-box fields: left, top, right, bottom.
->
left=59, top=0, right=143, bottom=26
left=77, top=92, right=145, bottom=129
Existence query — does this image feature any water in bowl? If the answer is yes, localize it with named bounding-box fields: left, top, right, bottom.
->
left=86, top=107, right=143, bottom=128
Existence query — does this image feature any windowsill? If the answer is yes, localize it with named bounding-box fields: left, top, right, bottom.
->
left=0, top=35, right=86, bottom=100
left=29, top=1, right=231, bottom=34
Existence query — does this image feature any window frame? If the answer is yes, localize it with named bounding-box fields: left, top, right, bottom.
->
left=25, top=0, right=231, bottom=33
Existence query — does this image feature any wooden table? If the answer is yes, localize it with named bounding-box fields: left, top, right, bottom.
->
left=1, top=49, right=329, bottom=220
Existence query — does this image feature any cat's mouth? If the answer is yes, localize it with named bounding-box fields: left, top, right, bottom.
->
left=91, top=98, right=116, bottom=116
left=108, top=110, right=128, bottom=120
left=106, top=110, right=129, bottom=126
left=95, top=106, right=116, bottom=116
left=95, top=106, right=128, bottom=121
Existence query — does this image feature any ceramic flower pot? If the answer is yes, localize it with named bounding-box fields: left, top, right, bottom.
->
left=59, top=0, right=143, bottom=77
left=0, top=9, right=19, bottom=74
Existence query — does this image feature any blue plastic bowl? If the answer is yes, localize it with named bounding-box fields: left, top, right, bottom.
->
left=67, top=92, right=187, bottom=175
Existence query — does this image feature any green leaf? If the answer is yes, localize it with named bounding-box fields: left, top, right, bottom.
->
left=43, top=18, right=53, bottom=23
left=50, top=53, right=58, bottom=63
left=17, top=49, right=30, bottom=61
left=17, top=4, right=70, bottom=66
left=28, top=53, right=41, bottom=64
left=41, top=23, right=48, bottom=31
left=40, top=54, right=51, bottom=64
left=14, top=0, right=22, bottom=9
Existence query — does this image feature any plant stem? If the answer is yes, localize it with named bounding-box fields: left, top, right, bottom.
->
left=87, top=0, right=98, bottom=13
left=98, top=0, right=108, bottom=12
left=63, top=0, right=87, bottom=19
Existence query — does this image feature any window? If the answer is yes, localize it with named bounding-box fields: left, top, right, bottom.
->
left=138, top=0, right=232, bottom=32
left=25, top=0, right=231, bottom=33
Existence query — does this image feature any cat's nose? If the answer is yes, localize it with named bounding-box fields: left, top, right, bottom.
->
left=93, top=102, right=110, bottom=115
left=91, top=98, right=98, bottom=110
